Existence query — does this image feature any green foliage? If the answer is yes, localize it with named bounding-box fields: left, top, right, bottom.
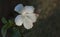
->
left=11, top=27, right=21, bottom=37
left=1, top=24, right=7, bottom=37
left=1, top=17, right=8, bottom=24
left=1, top=17, right=21, bottom=37
left=1, top=17, right=13, bottom=37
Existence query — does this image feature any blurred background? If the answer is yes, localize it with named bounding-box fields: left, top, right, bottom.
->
left=0, top=0, right=60, bottom=37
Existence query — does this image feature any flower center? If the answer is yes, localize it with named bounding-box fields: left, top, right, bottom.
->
left=21, top=12, right=27, bottom=17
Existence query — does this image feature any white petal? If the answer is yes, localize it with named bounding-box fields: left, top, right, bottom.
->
left=14, top=4, right=24, bottom=13
left=26, top=13, right=37, bottom=22
left=23, top=6, right=35, bottom=14
left=23, top=17, right=33, bottom=29
left=15, top=15, right=23, bottom=26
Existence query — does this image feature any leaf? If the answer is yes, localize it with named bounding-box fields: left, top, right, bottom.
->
left=1, top=24, right=9, bottom=37
left=1, top=17, right=20, bottom=37
left=8, top=19, right=14, bottom=26
left=1, top=19, right=13, bottom=37
left=11, top=27, right=21, bottom=37
left=1, top=17, right=8, bottom=24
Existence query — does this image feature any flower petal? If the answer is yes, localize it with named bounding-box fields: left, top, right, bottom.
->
left=15, top=15, right=23, bottom=26
left=14, top=4, right=24, bottom=13
left=23, top=6, right=35, bottom=14
left=26, top=13, right=37, bottom=23
left=23, top=17, right=33, bottom=29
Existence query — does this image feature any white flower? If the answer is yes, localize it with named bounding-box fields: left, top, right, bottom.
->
left=14, top=4, right=37, bottom=29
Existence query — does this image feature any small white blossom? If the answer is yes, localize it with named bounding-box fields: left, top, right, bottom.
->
left=14, top=4, right=38, bottom=29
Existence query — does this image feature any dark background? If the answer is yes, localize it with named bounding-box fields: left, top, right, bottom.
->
left=0, top=0, right=60, bottom=37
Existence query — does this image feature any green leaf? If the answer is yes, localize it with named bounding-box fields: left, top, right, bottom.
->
left=1, top=17, right=8, bottom=24
left=1, top=24, right=9, bottom=37
left=8, top=19, right=14, bottom=26
left=11, top=27, right=21, bottom=37
left=1, top=19, right=13, bottom=37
